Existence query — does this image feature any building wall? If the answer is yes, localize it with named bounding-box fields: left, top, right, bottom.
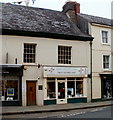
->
left=1, top=35, right=91, bottom=106
left=2, top=35, right=90, bottom=66
left=89, top=24, right=112, bottom=99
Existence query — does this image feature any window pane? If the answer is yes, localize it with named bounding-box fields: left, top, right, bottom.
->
left=76, top=81, right=83, bottom=97
left=103, top=55, right=110, bottom=69
left=67, top=81, right=75, bottom=98
left=58, top=46, right=71, bottom=64
left=47, top=81, right=56, bottom=99
left=2, top=80, right=19, bottom=101
left=102, top=31, right=108, bottom=43
left=24, top=44, right=36, bottom=63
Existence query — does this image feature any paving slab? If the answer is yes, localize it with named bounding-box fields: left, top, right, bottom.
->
left=2, top=101, right=113, bottom=115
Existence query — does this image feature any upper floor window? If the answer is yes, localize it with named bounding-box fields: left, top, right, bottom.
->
left=23, top=43, right=36, bottom=63
left=101, top=31, right=108, bottom=44
left=103, top=55, right=110, bottom=70
left=58, top=46, right=71, bottom=64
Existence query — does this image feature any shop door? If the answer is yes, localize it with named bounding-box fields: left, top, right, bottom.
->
left=57, top=80, right=67, bottom=104
left=27, top=81, right=36, bottom=106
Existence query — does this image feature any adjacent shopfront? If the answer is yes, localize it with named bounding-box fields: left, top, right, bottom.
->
left=0, top=65, right=23, bottom=106
left=100, top=74, right=113, bottom=100
left=43, top=66, right=88, bottom=105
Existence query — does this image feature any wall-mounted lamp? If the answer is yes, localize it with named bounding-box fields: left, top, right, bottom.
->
left=24, top=66, right=27, bottom=70
left=38, top=64, right=41, bottom=68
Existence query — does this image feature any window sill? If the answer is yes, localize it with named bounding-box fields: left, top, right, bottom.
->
left=22, top=63, right=38, bottom=66
left=45, top=98, right=56, bottom=100
left=57, top=64, right=72, bottom=66
left=102, top=69, right=112, bottom=72
left=68, top=96, right=85, bottom=98
left=101, top=43, right=111, bottom=46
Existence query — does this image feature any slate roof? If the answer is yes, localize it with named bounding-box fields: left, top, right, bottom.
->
left=0, top=3, right=92, bottom=40
left=78, top=13, right=113, bottom=27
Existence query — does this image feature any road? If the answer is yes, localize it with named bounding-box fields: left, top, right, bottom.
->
left=2, top=106, right=113, bottom=119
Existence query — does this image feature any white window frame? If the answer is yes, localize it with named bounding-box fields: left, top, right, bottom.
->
left=23, top=43, right=37, bottom=64
left=58, top=45, right=72, bottom=65
left=102, top=54, right=111, bottom=71
left=101, top=29, right=111, bottom=45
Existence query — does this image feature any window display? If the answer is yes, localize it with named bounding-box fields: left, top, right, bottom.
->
left=47, top=81, right=56, bottom=99
left=2, top=80, right=19, bottom=101
left=67, top=81, right=75, bottom=98
left=103, top=80, right=112, bottom=99
left=76, top=81, right=83, bottom=97
left=46, top=78, right=84, bottom=100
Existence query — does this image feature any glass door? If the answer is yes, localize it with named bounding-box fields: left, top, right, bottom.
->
left=57, top=80, right=67, bottom=104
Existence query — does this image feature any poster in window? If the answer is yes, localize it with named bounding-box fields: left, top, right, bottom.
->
left=7, top=88, right=14, bottom=96
left=67, top=88, right=74, bottom=95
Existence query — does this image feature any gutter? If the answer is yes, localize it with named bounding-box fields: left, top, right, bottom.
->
left=2, top=29, right=93, bottom=41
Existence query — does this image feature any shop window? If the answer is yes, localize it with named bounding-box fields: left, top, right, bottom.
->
left=47, top=78, right=55, bottom=80
left=2, top=80, right=19, bottom=101
left=76, top=81, right=83, bottom=97
left=47, top=81, right=56, bottom=99
left=67, top=81, right=75, bottom=98
left=103, top=80, right=113, bottom=99
left=67, top=78, right=75, bottom=80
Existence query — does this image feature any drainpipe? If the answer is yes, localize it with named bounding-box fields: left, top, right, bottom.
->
left=90, top=41, right=93, bottom=101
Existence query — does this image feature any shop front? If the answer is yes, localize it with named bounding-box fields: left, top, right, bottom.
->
left=43, top=66, right=88, bottom=105
left=100, top=74, right=113, bottom=100
left=0, top=65, right=23, bottom=106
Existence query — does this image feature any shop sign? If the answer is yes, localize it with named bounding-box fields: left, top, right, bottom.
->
left=43, top=67, right=88, bottom=77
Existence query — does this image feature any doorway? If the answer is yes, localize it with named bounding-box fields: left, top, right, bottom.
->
left=57, top=80, right=67, bottom=104
left=27, top=81, right=36, bottom=106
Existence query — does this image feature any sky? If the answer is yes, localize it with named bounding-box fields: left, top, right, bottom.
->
left=0, top=0, right=113, bottom=19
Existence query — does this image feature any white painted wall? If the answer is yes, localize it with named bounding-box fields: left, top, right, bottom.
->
left=2, top=35, right=90, bottom=66
left=1, top=35, right=90, bottom=106
left=89, top=24, right=112, bottom=99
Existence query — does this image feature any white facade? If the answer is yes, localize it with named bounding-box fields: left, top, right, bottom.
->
left=89, top=23, right=113, bottom=100
left=1, top=35, right=91, bottom=106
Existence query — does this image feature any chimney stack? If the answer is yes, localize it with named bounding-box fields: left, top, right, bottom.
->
left=62, top=1, right=80, bottom=24
left=62, top=1, right=80, bottom=14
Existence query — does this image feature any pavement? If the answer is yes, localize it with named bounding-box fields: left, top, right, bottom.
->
left=1, top=100, right=113, bottom=115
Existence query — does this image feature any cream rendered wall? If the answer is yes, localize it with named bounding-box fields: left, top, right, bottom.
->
left=89, top=24, right=112, bottom=99
left=2, top=35, right=90, bottom=106
left=2, top=35, right=90, bottom=66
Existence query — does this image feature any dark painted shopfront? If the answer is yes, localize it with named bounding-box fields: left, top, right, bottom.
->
left=0, top=65, right=23, bottom=106
left=100, top=74, right=113, bottom=100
